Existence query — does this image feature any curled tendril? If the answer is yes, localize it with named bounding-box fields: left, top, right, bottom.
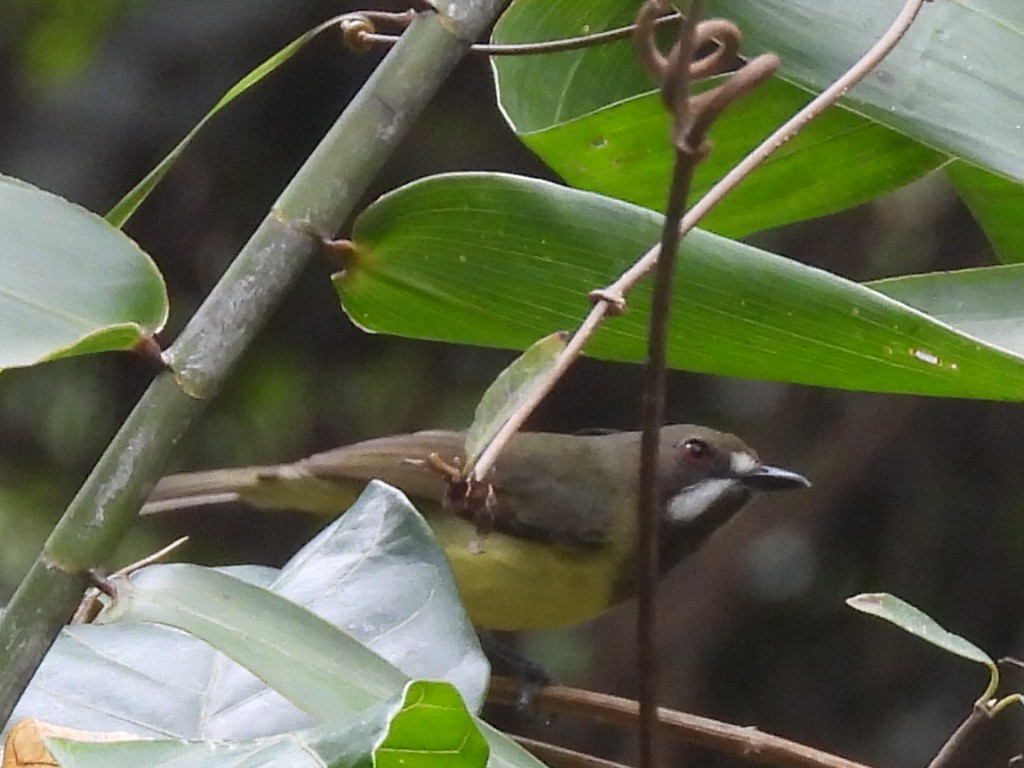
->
left=338, top=10, right=417, bottom=53
left=339, top=15, right=377, bottom=53
left=635, top=0, right=778, bottom=156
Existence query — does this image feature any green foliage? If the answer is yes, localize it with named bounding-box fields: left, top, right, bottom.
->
left=465, top=332, right=567, bottom=467
left=7, top=485, right=539, bottom=768
left=339, top=173, right=1024, bottom=400
left=847, top=593, right=1023, bottom=714
left=0, top=176, right=167, bottom=372
left=847, top=592, right=993, bottom=668
left=3, top=1, right=1024, bottom=764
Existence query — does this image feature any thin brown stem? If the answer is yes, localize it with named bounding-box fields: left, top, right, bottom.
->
left=925, top=704, right=993, bottom=768
left=489, top=679, right=875, bottom=768
left=635, top=3, right=706, bottom=764
left=630, top=3, right=704, bottom=765
left=353, top=13, right=683, bottom=56
left=514, top=735, right=633, bottom=768
left=637, top=150, right=698, bottom=768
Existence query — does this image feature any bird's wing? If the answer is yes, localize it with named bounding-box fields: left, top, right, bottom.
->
left=484, top=431, right=627, bottom=549
left=300, top=430, right=461, bottom=502
left=144, top=430, right=625, bottom=553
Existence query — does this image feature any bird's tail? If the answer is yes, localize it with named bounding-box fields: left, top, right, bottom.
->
left=142, top=462, right=361, bottom=516
left=142, top=430, right=464, bottom=516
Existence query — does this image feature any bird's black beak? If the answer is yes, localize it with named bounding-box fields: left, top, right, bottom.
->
left=740, top=464, right=811, bottom=492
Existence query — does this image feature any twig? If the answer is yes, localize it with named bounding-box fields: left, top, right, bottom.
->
left=338, top=10, right=418, bottom=53
left=634, top=2, right=708, bottom=765
left=925, top=703, right=993, bottom=768
left=470, top=308, right=606, bottom=480
left=489, top=679, right=874, bottom=768
left=636, top=4, right=696, bottom=764
left=514, top=735, right=633, bottom=768
left=346, top=12, right=683, bottom=56
left=71, top=537, right=190, bottom=624
left=632, top=3, right=781, bottom=765
left=469, top=0, right=928, bottom=483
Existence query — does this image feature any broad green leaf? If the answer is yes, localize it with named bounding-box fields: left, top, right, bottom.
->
left=44, top=682, right=487, bottom=768
left=493, top=0, right=1024, bottom=246
left=337, top=173, right=1024, bottom=400
left=6, top=485, right=542, bottom=768
left=6, top=487, right=544, bottom=768
left=465, top=331, right=568, bottom=467
left=106, top=15, right=346, bottom=227
left=706, top=0, right=1024, bottom=183
left=492, top=0, right=654, bottom=132
left=0, top=175, right=167, bottom=371
left=98, top=484, right=487, bottom=719
left=846, top=593, right=994, bottom=668
left=946, top=162, right=1024, bottom=265
left=519, top=78, right=943, bottom=237
left=492, top=1, right=944, bottom=236
left=8, top=484, right=487, bottom=742
left=98, top=564, right=406, bottom=717
left=869, top=264, right=1024, bottom=357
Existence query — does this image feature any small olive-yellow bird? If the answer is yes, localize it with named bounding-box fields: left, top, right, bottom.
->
left=145, top=426, right=808, bottom=631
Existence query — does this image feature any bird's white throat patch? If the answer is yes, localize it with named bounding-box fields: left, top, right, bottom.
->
left=667, top=478, right=737, bottom=523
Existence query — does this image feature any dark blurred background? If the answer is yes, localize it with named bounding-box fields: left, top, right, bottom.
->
left=1, top=2, right=1022, bottom=767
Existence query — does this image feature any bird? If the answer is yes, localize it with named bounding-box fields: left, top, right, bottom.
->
left=144, top=425, right=809, bottom=631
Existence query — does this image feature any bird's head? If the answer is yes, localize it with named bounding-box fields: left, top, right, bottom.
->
left=656, top=425, right=809, bottom=563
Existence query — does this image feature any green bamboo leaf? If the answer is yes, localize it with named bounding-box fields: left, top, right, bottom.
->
left=868, top=264, right=1024, bottom=357
left=491, top=0, right=653, bottom=132
left=337, top=173, right=1024, bottom=400
left=100, top=566, right=406, bottom=716
left=706, top=0, right=1024, bottom=182
left=492, top=1, right=945, bottom=237
left=519, top=77, right=943, bottom=237
left=0, top=175, right=167, bottom=371
left=105, top=15, right=345, bottom=228
left=846, top=593, right=994, bottom=668
left=492, top=0, right=1023, bottom=238
left=946, top=162, right=1024, bottom=265
left=465, top=331, right=568, bottom=467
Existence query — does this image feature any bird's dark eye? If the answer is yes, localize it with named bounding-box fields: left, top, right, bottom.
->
left=679, top=438, right=710, bottom=462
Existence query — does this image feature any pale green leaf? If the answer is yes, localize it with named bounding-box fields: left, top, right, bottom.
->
left=465, top=331, right=568, bottom=466
left=846, top=593, right=994, bottom=668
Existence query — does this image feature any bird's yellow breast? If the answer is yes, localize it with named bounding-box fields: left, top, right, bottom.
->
left=428, top=513, right=628, bottom=631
